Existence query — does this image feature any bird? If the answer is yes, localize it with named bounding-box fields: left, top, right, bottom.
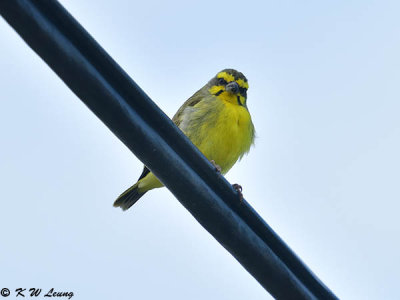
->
left=114, top=69, right=255, bottom=210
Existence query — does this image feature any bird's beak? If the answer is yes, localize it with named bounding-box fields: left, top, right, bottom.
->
left=225, top=81, right=239, bottom=94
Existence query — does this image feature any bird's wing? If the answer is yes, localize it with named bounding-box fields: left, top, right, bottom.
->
left=137, top=89, right=206, bottom=180
left=172, top=89, right=204, bottom=127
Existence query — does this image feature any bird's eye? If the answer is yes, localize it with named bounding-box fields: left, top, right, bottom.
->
left=218, top=78, right=227, bottom=86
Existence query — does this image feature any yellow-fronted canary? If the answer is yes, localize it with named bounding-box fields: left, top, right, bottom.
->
left=114, top=69, right=255, bottom=210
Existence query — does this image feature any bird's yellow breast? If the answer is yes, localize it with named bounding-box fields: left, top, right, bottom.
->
left=180, top=96, right=254, bottom=174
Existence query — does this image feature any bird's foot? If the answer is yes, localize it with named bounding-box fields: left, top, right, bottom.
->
left=210, top=160, right=222, bottom=173
left=232, top=183, right=243, bottom=201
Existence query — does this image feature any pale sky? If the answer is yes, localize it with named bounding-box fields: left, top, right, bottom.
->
left=1, top=0, right=399, bottom=299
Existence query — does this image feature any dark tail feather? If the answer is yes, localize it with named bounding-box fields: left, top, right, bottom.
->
left=113, top=183, right=147, bottom=211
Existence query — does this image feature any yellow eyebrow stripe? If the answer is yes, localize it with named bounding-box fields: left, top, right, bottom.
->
left=217, top=72, right=249, bottom=90
left=236, top=79, right=249, bottom=89
left=217, top=71, right=235, bottom=83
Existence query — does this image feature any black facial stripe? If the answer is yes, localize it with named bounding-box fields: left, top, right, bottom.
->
left=218, top=78, right=228, bottom=86
left=215, top=89, right=224, bottom=96
left=239, top=87, right=247, bottom=98
left=237, top=96, right=243, bottom=106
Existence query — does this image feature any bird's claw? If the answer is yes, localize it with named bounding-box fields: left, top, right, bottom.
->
left=210, top=160, right=222, bottom=173
left=232, top=183, right=243, bottom=201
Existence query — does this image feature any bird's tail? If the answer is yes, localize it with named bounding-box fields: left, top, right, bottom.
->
left=113, top=182, right=147, bottom=211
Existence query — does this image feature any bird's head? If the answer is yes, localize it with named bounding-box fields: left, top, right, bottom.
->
left=208, top=69, right=249, bottom=107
